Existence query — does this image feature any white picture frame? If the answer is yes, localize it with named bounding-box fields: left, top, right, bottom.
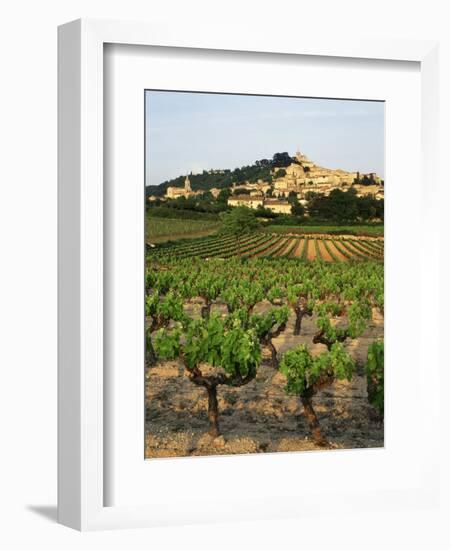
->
left=58, top=18, right=440, bottom=531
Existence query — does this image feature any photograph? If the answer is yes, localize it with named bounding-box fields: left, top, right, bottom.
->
left=144, top=90, right=385, bottom=459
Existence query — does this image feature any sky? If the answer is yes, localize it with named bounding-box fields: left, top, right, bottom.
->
left=145, top=91, right=384, bottom=187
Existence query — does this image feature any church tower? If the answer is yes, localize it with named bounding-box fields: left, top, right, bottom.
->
left=184, top=174, right=192, bottom=192
left=295, top=148, right=304, bottom=162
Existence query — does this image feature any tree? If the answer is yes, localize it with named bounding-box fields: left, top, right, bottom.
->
left=154, top=316, right=261, bottom=437
left=286, top=192, right=305, bottom=217
left=198, top=190, right=213, bottom=201
left=272, top=152, right=292, bottom=167
left=307, top=189, right=359, bottom=222
left=274, top=168, right=287, bottom=179
left=254, top=204, right=277, bottom=218
left=305, top=191, right=319, bottom=201
left=360, top=174, right=375, bottom=186
left=217, top=188, right=231, bottom=203
left=219, top=206, right=259, bottom=256
left=292, top=201, right=305, bottom=217
left=375, top=198, right=384, bottom=220
left=280, top=343, right=355, bottom=445
left=357, top=195, right=378, bottom=220
left=306, top=188, right=383, bottom=222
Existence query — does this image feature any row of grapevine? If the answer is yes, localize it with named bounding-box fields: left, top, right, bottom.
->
left=148, top=232, right=384, bottom=263
left=146, top=256, right=384, bottom=446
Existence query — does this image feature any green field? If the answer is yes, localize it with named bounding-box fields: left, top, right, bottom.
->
left=264, top=224, right=384, bottom=237
left=149, top=231, right=384, bottom=263
left=146, top=216, right=220, bottom=243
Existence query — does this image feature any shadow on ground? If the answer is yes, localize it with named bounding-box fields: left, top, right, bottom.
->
left=27, top=505, right=57, bottom=523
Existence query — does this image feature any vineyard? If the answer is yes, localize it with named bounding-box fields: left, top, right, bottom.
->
left=266, top=224, right=384, bottom=237
left=148, top=231, right=384, bottom=262
left=145, top=252, right=384, bottom=458
left=146, top=216, right=221, bottom=243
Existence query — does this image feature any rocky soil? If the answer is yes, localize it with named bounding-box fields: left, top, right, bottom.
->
left=145, top=301, right=384, bottom=459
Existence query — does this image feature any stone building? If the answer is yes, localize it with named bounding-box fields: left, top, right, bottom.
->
left=227, top=195, right=292, bottom=214
left=227, top=195, right=264, bottom=209
left=232, top=181, right=271, bottom=195
left=163, top=150, right=382, bottom=205
left=272, top=149, right=379, bottom=197
left=166, top=175, right=199, bottom=199
left=263, top=199, right=292, bottom=214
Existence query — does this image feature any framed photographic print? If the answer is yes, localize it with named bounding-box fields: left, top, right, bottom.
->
left=58, top=19, right=440, bottom=530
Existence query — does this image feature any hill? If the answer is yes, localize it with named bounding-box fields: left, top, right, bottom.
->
left=146, top=150, right=383, bottom=201
left=145, top=152, right=294, bottom=197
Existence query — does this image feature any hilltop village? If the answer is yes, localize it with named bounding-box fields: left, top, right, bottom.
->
left=149, top=149, right=384, bottom=216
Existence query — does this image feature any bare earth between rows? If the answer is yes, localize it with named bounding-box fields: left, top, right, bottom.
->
left=145, top=300, right=384, bottom=458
